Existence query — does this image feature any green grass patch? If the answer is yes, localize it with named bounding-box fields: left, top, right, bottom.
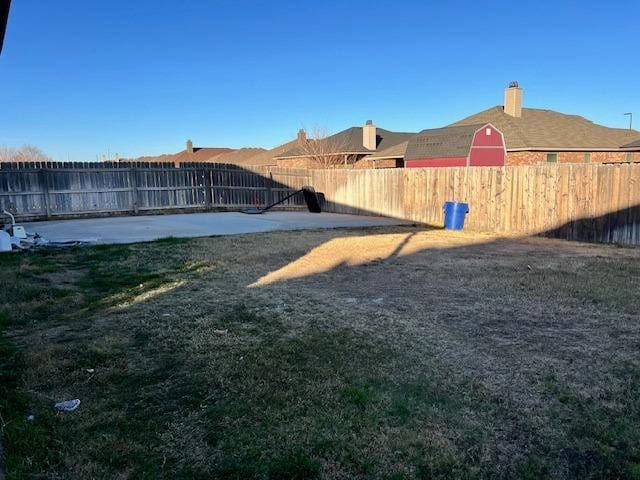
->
left=542, top=371, right=640, bottom=478
left=268, top=453, right=321, bottom=480
left=0, top=323, right=60, bottom=478
left=2, top=229, right=640, bottom=478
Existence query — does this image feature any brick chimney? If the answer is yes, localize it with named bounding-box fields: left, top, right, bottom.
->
left=186, top=139, right=194, bottom=154
left=504, top=82, right=523, bottom=118
left=297, top=129, right=307, bottom=143
left=363, top=120, right=376, bottom=150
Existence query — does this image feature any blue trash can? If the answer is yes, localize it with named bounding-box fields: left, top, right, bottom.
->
left=443, top=202, right=469, bottom=230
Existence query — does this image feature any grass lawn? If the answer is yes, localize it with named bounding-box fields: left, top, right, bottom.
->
left=1, top=226, right=640, bottom=479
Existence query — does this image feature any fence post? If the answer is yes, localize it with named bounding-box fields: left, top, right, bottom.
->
left=130, top=165, right=139, bottom=214
left=204, top=167, right=213, bottom=208
left=267, top=171, right=274, bottom=206
left=39, top=168, right=51, bottom=219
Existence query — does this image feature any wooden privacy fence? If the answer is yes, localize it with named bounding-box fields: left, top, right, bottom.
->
left=312, top=164, right=640, bottom=245
left=0, top=162, right=312, bottom=220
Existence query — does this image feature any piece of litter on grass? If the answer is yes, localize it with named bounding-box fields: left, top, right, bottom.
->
left=86, top=368, right=95, bottom=373
left=162, top=313, right=172, bottom=317
left=54, top=399, right=81, bottom=412
left=214, top=329, right=228, bottom=335
left=527, top=264, right=533, bottom=271
left=26, top=414, right=35, bottom=422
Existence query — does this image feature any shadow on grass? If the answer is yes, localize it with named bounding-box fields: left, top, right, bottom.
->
left=0, top=237, right=199, bottom=478
left=1, top=227, right=640, bottom=478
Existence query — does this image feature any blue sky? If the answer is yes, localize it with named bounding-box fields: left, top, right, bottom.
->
left=1, top=0, right=638, bottom=160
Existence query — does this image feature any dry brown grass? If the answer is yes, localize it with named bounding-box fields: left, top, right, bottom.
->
left=1, top=227, right=640, bottom=479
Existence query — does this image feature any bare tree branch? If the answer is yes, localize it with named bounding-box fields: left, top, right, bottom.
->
left=296, top=126, right=354, bottom=168
left=0, top=144, right=51, bottom=162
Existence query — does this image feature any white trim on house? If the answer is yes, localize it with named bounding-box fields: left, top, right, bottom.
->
left=465, top=123, right=507, bottom=166
left=275, top=151, right=372, bottom=159
left=507, top=147, right=640, bottom=152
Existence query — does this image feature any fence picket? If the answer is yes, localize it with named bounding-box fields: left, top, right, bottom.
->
left=0, top=163, right=310, bottom=219
left=311, top=164, right=640, bottom=246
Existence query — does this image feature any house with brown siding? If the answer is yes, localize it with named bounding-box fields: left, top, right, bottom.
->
left=129, top=82, right=640, bottom=170
left=273, top=122, right=415, bottom=169
left=132, top=140, right=237, bottom=166
left=453, top=83, right=640, bottom=165
left=235, top=132, right=305, bottom=167
left=357, top=83, right=640, bottom=168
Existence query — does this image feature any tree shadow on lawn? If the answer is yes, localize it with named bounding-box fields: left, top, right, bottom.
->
left=1, top=227, right=640, bottom=479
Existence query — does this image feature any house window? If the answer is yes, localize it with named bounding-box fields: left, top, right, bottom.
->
left=627, top=153, right=634, bottom=163
left=584, top=153, right=591, bottom=163
left=546, top=153, right=558, bottom=163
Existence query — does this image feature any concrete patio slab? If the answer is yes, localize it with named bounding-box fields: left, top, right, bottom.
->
left=24, top=211, right=410, bottom=244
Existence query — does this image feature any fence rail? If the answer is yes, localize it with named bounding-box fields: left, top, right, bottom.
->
left=3, top=161, right=640, bottom=246
left=0, top=162, right=311, bottom=220
left=311, top=164, right=640, bottom=245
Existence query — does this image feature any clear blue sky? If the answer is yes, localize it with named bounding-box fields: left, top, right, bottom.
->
left=1, top=0, right=638, bottom=161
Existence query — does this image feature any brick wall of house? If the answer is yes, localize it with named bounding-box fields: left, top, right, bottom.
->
left=280, top=151, right=640, bottom=168
left=353, top=158, right=374, bottom=169
left=353, top=158, right=402, bottom=169
left=276, top=154, right=365, bottom=169
left=276, top=158, right=319, bottom=169
left=507, top=151, right=639, bottom=165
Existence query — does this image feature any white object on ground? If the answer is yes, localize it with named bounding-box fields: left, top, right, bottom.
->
left=54, top=399, right=81, bottom=411
left=12, top=225, right=27, bottom=239
left=0, top=230, right=11, bottom=252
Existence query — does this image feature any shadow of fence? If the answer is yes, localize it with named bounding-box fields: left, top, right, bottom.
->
left=0, top=161, right=312, bottom=221
left=542, top=204, right=640, bottom=245
left=2, top=161, right=640, bottom=247
left=311, top=164, right=640, bottom=246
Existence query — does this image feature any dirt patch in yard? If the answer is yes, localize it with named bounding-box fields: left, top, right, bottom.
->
left=1, top=227, right=640, bottom=479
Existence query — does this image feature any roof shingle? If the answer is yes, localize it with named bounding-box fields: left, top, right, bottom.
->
left=452, top=107, right=640, bottom=150
left=133, top=147, right=234, bottom=163
left=404, top=124, right=486, bottom=161
left=276, top=127, right=415, bottom=158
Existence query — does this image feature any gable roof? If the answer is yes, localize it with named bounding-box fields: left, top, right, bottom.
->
left=452, top=106, right=640, bottom=150
left=237, top=137, right=301, bottom=166
left=134, top=147, right=234, bottom=163
left=276, top=127, right=415, bottom=158
left=362, top=140, right=409, bottom=160
left=207, top=147, right=267, bottom=165
left=404, top=124, right=487, bottom=161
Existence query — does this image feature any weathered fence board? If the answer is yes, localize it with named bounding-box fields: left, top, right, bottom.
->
left=0, top=162, right=311, bottom=220
left=312, top=164, right=640, bottom=245
left=5, top=161, right=639, bottom=246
